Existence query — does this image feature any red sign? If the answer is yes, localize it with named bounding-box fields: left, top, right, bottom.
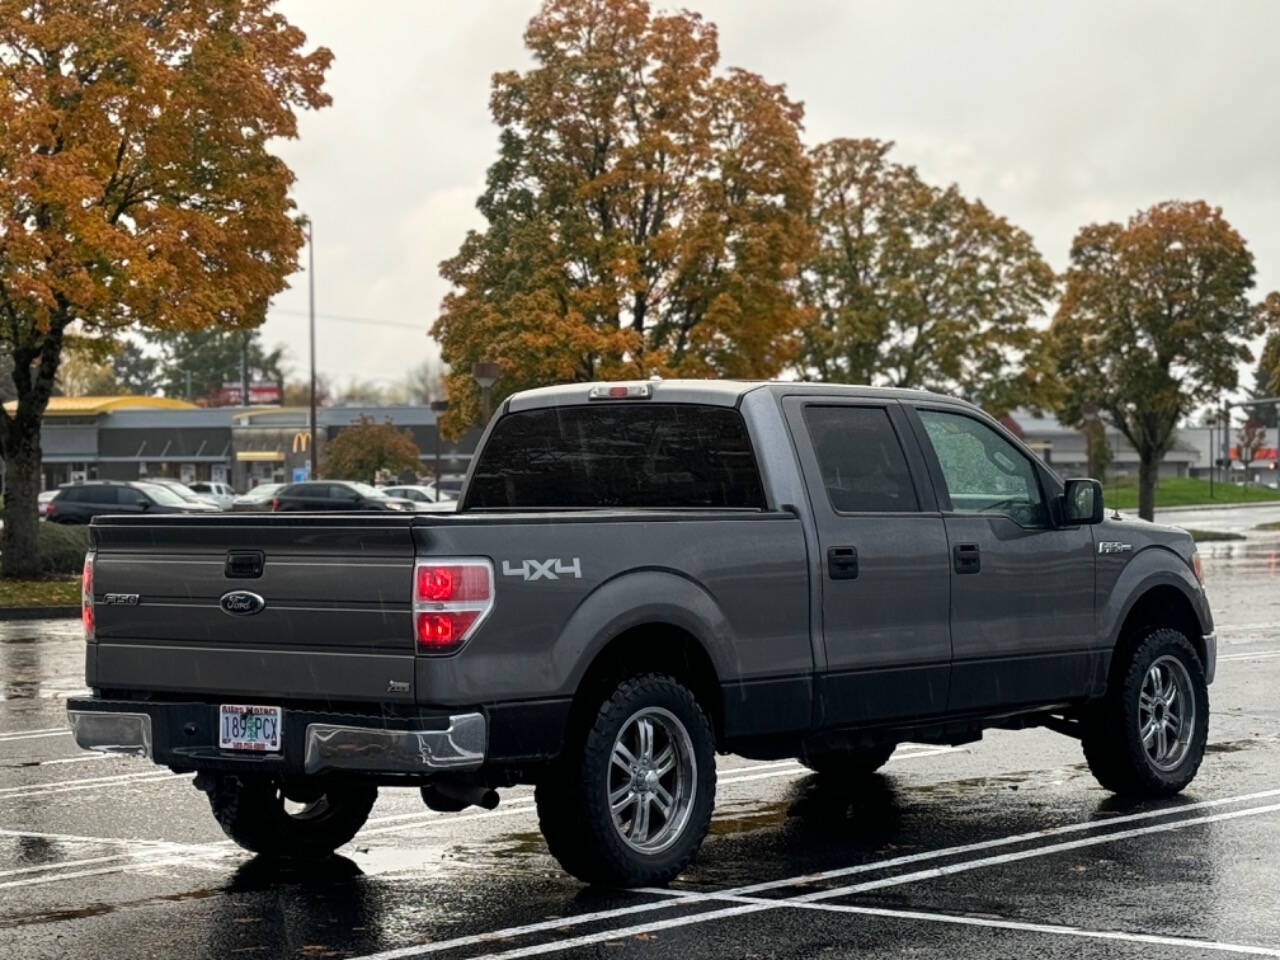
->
left=216, top=382, right=282, bottom=406
left=1228, top=446, right=1277, bottom=462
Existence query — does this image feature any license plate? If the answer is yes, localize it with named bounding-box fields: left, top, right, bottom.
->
left=219, top=704, right=283, bottom=752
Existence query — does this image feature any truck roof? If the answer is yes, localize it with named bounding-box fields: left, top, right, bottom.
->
left=506, top=379, right=975, bottom=412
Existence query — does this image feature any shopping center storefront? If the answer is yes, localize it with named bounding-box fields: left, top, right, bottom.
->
left=4, top=396, right=479, bottom=494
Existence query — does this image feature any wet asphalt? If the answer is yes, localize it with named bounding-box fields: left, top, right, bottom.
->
left=1, top=506, right=1279, bottom=959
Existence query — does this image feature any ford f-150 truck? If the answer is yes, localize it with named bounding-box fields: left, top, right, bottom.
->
left=67, top=380, right=1215, bottom=886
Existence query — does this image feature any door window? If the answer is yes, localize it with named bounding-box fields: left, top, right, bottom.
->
left=118, top=487, right=149, bottom=507
left=918, top=410, right=1047, bottom=527
left=802, top=406, right=919, bottom=513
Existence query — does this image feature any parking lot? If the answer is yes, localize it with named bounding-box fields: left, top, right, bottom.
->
left=2, top=506, right=1279, bottom=960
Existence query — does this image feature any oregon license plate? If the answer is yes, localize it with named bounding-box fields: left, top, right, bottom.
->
left=219, top=704, right=283, bottom=752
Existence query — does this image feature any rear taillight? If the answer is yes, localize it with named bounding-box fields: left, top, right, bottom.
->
left=413, top=558, right=493, bottom=655
left=271, top=498, right=280, bottom=511
left=81, top=552, right=94, bottom=641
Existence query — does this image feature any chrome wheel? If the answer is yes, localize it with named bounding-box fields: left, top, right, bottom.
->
left=1139, top=655, right=1196, bottom=771
left=607, top=706, right=697, bottom=854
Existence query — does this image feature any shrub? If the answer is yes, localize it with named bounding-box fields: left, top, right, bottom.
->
left=38, top=522, right=90, bottom=576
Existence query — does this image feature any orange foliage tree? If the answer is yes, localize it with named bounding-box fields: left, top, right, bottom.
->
left=433, top=0, right=814, bottom=434
left=799, top=138, right=1057, bottom=416
left=1050, top=202, right=1266, bottom=521
left=0, top=0, right=330, bottom=576
left=322, top=416, right=421, bottom=485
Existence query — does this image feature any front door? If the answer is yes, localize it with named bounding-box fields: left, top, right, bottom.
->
left=908, top=406, right=1098, bottom=712
left=784, top=398, right=952, bottom=727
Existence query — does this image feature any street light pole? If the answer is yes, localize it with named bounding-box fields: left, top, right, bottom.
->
left=471, top=361, right=500, bottom=423
left=306, top=217, right=318, bottom=479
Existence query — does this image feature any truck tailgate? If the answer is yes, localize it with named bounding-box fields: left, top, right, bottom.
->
left=87, top=514, right=416, bottom=704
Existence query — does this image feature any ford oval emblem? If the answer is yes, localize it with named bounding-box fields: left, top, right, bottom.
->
left=219, top=590, right=266, bottom=617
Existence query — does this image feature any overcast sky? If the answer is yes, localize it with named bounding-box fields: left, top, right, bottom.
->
left=266, top=0, right=1280, bottom=393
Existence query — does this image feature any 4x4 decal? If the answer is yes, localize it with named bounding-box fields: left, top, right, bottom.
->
left=501, top=558, right=583, bottom=581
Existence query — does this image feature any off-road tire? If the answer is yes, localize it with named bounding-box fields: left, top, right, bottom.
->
left=536, top=673, right=716, bottom=886
left=800, top=744, right=896, bottom=778
left=1081, top=627, right=1209, bottom=797
left=207, top=775, right=376, bottom=857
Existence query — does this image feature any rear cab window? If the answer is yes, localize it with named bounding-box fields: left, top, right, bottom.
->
left=464, top=404, right=766, bottom=510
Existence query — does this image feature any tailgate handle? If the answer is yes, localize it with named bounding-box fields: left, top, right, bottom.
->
left=225, top=550, right=264, bottom=579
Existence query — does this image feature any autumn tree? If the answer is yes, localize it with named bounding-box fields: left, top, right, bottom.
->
left=433, top=0, right=814, bottom=434
left=1256, top=292, right=1280, bottom=427
left=322, top=416, right=421, bottom=484
left=0, top=1, right=330, bottom=576
left=1050, top=201, right=1264, bottom=521
left=1236, top=418, right=1267, bottom=469
left=797, top=138, right=1056, bottom=415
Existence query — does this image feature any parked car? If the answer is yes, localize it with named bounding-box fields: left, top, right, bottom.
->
left=144, top=477, right=223, bottom=509
left=230, top=482, right=286, bottom=512
left=38, top=488, right=60, bottom=518
left=188, top=481, right=236, bottom=510
left=69, top=380, right=1214, bottom=887
left=47, top=480, right=220, bottom=524
left=270, top=480, right=414, bottom=512
left=381, top=483, right=458, bottom=508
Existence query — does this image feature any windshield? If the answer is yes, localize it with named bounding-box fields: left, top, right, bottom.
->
left=135, top=483, right=187, bottom=507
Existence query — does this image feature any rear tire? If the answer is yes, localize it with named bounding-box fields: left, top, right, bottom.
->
left=206, top=775, right=376, bottom=857
left=1082, top=627, right=1208, bottom=797
left=801, top=744, right=896, bottom=778
left=536, top=673, right=716, bottom=886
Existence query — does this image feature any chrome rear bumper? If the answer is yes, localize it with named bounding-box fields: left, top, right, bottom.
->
left=303, top=713, right=486, bottom=775
left=68, top=710, right=153, bottom=758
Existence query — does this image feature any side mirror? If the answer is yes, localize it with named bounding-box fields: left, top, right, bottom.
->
left=1063, top=478, right=1104, bottom=524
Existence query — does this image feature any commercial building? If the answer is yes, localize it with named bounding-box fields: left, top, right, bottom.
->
left=4, top=396, right=480, bottom=493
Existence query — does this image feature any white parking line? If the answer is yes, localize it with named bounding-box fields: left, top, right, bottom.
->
left=0, top=769, right=183, bottom=801
left=456, top=802, right=1280, bottom=960
left=718, top=897, right=1280, bottom=958
left=0, top=729, right=71, bottom=744
left=345, top=787, right=1280, bottom=960
left=0, top=750, right=959, bottom=891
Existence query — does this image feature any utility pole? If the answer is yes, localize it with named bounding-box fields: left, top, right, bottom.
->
left=430, top=399, right=449, bottom=485
left=306, top=216, right=318, bottom=479
left=240, top=331, right=250, bottom=407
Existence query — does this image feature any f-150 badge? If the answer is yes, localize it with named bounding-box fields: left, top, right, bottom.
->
left=502, top=558, right=583, bottom=581
left=1097, top=541, right=1133, bottom=554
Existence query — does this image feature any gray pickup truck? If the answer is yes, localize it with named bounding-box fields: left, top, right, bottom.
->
left=67, top=381, right=1215, bottom=885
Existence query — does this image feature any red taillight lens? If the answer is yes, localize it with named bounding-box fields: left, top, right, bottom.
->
left=412, top=558, right=493, bottom=655
left=271, top=498, right=280, bottom=511
left=416, top=564, right=491, bottom=602
left=81, top=553, right=94, bottom=641
left=416, top=610, right=480, bottom=650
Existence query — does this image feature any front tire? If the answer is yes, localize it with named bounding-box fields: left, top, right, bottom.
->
left=206, top=775, right=376, bottom=857
left=536, top=674, right=716, bottom=886
left=1082, top=627, right=1208, bottom=797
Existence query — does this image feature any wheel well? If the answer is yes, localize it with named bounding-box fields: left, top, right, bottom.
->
left=1114, top=585, right=1205, bottom=672
left=569, top=623, right=723, bottom=744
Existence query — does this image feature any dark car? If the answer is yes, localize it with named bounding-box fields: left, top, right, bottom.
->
left=270, top=480, right=413, bottom=512
left=47, top=480, right=220, bottom=524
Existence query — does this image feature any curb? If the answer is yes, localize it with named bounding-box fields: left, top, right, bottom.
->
left=0, top=606, right=80, bottom=621
left=1152, top=500, right=1280, bottom=515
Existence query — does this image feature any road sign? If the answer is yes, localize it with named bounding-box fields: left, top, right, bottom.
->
left=292, top=464, right=310, bottom=483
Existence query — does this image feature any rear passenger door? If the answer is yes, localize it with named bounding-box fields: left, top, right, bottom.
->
left=908, top=406, right=1097, bottom=711
left=784, top=398, right=952, bottom=727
